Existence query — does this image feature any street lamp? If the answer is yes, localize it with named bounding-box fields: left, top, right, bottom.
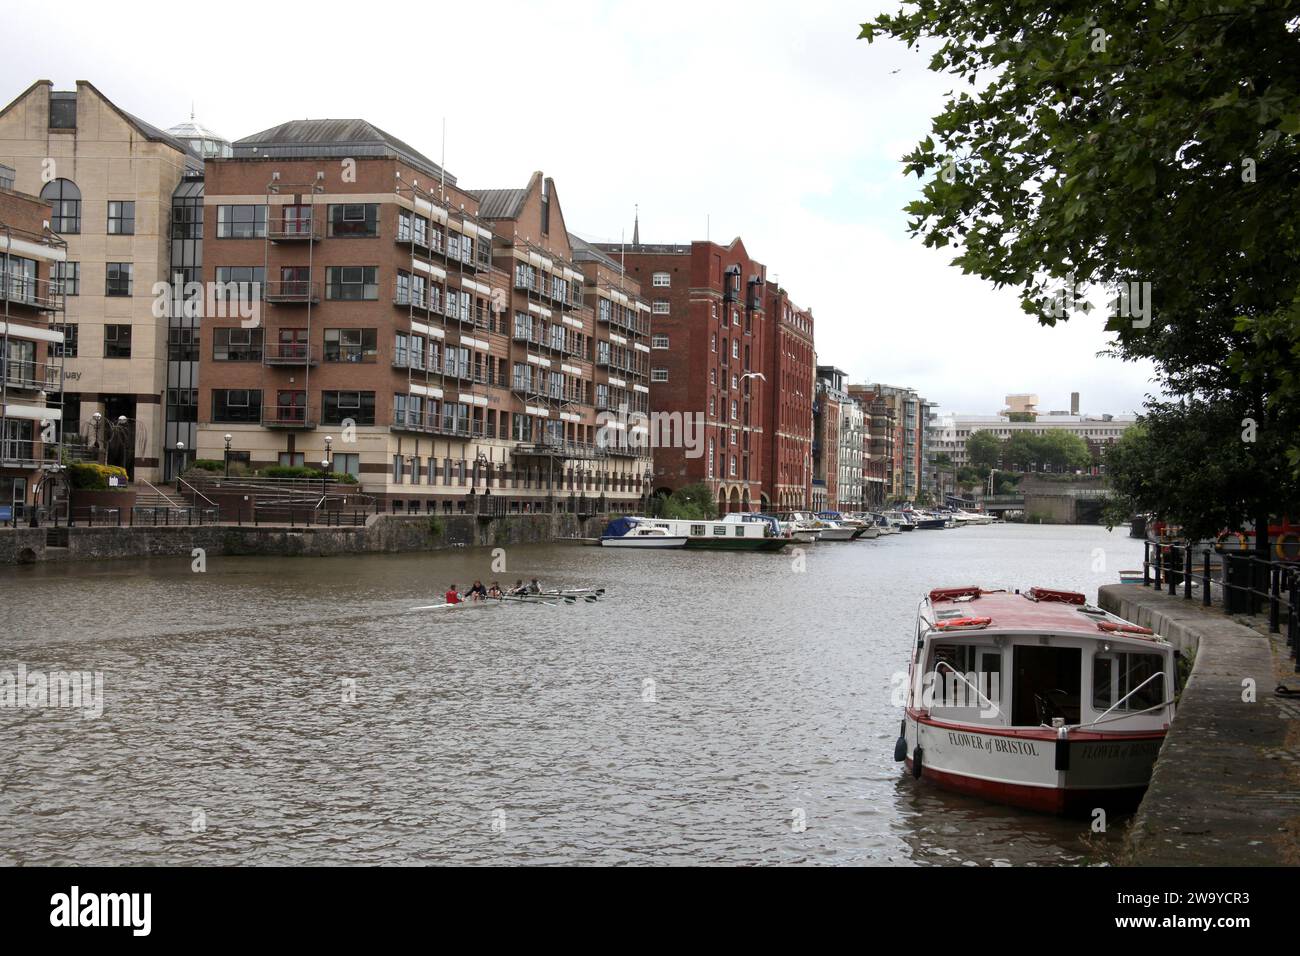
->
left=223, top=433, right=233, bottom=478
left=175, top=441, right=185, bottom=490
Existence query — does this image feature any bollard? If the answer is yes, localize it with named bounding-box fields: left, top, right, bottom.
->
left=1184, top=545, right=1192, bottom=600
left=1203, top=549, right=1212, bottom=607
left=1270, top=565, right=1281, bottom=633
left=1154, top=545, right=1162, bottom=590
left=1168, top=546, right=1177, bottom=596
left=1143, top=541, right=1151, bottom=587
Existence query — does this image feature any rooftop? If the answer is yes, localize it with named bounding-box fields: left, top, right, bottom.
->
left=926, top=586, right=1161, bottom=640
left=472, top=187, right=528, bottom=220
left=232, top=119, right=453, bottom=184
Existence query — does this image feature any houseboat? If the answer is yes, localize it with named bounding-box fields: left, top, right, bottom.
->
left=895, top=584, right=1176, bottom=814
left=603, top=516, right=788, bottom=552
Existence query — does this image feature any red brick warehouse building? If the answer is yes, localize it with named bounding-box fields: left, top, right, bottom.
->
left=597, top=234, right=770, bottom=513
left=763, top=283, right=814, bottom=510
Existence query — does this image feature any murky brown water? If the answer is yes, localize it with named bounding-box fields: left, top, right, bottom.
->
left=0, top=523, right=1143, bottom=865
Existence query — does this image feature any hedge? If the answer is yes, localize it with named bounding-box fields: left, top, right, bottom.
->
left=66, top=462, right=130, bottom=491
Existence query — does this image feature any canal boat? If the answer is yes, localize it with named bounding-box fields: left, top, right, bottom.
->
left=817, top=511, right=880, bottom=539
left=895, top=584, right=1176, bottom=814
left=599, top=517, right=687, bottom=548
left=598, top=515, right=780, bottom=554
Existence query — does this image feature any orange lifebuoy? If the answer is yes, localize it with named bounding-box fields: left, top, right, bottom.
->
left=1276, top=533, right=1300, bottom=563
left=1097, top=620, right=1154, bottom=636
left=1216, top=531, right=1248, bottom=553
left=935, top=616, right=992, bottom=630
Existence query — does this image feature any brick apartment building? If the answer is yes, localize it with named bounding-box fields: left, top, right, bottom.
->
left=763, top=284, right=814, bottom=510
left=0, top=183, right=68, bottom=519
left=195, top=120, right=648, bottom=512
left=596, top=236, right=768, bottom=513
left=812, top=366, right=844, bottom=511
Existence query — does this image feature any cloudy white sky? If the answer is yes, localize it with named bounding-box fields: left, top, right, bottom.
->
left=3, top=0, right=1157, bottom=416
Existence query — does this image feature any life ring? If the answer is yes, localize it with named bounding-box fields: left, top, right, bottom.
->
left=1216, top=531, right=1248, bottom=553
left=1097, top=620, right=1154, bottom=636
left=1276, top=533, right=1300, bottom=562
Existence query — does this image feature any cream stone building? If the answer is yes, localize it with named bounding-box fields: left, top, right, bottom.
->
left=0, top=80, right=198, bottom=482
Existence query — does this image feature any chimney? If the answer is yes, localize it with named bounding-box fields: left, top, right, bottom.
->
left=1070, top=391, right=1080, bottom=415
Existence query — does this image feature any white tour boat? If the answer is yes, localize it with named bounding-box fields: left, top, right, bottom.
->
left=895, top=585, right=1176, bottom=814
left=599, top=517, right=687, bottom=548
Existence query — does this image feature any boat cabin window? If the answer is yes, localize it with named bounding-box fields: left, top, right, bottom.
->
left=1011, top=645, right=1081, bottom=726
left=734, top=526, right=744, bottom=537
left=1092, top=651, right=1165, bottom=713
left=690, top=524, right=705, bottom=536
left=928, top=643, right=1000, bottom=712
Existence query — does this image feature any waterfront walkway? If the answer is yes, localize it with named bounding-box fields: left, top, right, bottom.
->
left=1098, top=584, right=1300, bottom=866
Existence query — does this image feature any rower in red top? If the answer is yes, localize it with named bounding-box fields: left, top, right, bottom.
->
left=444, top=584, right=461, bottom=605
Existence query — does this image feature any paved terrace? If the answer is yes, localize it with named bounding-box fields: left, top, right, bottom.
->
left=1098, top=583, right=1300, bottom=866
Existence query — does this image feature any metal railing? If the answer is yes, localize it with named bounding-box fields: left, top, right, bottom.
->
left=1142, top=539, right=1297, bottom=671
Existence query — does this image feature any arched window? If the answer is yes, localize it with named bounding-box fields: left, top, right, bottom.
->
left=40, top=179, right=81, bottom=234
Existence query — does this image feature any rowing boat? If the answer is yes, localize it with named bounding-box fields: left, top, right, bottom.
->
left=409, top=588, right=604, bottom=612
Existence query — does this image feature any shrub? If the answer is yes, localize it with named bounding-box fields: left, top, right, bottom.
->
left=427, top=516, right=445, bottom=537
left=66, top=462, right=130, bottom=491
left=258, top=465, right=357, bottom=484
left=191, top=459, right=225, bottom=472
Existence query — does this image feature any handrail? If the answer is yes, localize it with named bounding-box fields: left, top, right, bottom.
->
left=176, top=475, right=217, bottom=508
left=933, top=660, right=1005, bottom=720
left=1091, top=670, right=1167, bottom=726
left=139, top=478, right=182, bottom=508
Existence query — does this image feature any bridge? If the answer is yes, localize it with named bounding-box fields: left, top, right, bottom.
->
left=976, top=478, right=1110, bottom=523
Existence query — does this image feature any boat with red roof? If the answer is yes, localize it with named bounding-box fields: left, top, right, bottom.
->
left=895, top=585, right=1177, bottom=814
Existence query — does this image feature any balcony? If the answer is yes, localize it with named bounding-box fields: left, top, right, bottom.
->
left=1, top=359, right=63, bottom=392
left=0, top=438, right=58, bottom=469
left=393, top=290, right=431, bottom=312
left=0, top=274, right=64, bottom=313
left=391, top=351, right=429, bottom=372
left=261, top=405, right=316, bottom=429
left=267, top=215, right=322, bottom=242
left=264, top=280, right=320, bottom=305
left=514, top=439, right=602, bottom=460
left=263, top=344, right=319, bottom=367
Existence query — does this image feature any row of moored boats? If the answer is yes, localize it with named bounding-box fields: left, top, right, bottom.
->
left=599, top=506, right=997, bottom=549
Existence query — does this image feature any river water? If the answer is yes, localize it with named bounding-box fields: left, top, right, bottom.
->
left=0, top=523, right=1143, bottom=865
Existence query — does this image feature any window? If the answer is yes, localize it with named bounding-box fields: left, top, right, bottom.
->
left=652, top=299, right=670, bottom=314
left=334, top=453, right=360, bottom=479
left=324, top=328, right=377, bottom=363
left=326, top=267, right=378, bottom=301
left=105, top=262, right=133, bottom=297
left=49, top=324, right=78, bottom=358
left=328, top=203, right=379, bottom=237
left=278, top=452, right=306, bottom=468
left=216, top=205, right=267, bottom=239
left=52, top=261, right=79, bottom=296
left=48, top=92, right=76, bottom=130
left=732, top=339, right=739, bottom=359
left=652, top=272, right=670, bottom=287
left=212, top=390, right=262, bottom=423
left=107, top=201, right=135, bottom=235
left=1092, top=652, right=1165, bottom=713
left=104, top=324, right=132, bottom=358
left=213, top=327, right=263, bottom=361
left=40, top=179, right=81, bottom=233
left=172, top=201, right=203, bottom=239
left=166, top=388, right=198, bottom=423
left=651, top=368, right=668, bottom=383
left=652, top=334, right=669, bottom=349
left=322, top=391, right=376, bottom=426
left=167, top=327, right=199, bottom=362
left=710, top=334, right=717, bottom=352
